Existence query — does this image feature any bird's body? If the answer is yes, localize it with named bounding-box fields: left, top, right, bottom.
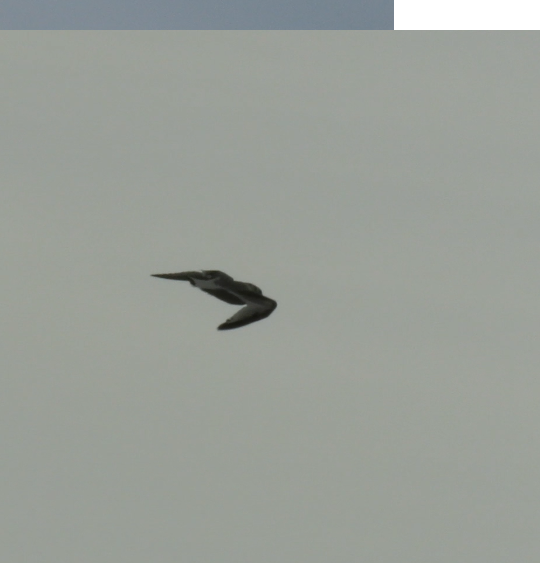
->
left=152, top=270, right=277, bottom=330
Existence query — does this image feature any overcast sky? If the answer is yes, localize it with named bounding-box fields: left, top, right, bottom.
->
left=0, top=0, right=393, bottom=29
left=3, top=33, right=540, bottom=563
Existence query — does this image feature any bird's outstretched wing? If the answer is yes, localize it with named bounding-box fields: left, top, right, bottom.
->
left=217, top=296, right=277, bottom=330
left=152, top=272, right=200, bottom=281
left=152, top=272, right=245, bottom=305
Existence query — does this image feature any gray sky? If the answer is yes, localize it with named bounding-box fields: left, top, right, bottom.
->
left=2, top=32, right=540, bottom=562
left=0, top=0, right=393, bottom=29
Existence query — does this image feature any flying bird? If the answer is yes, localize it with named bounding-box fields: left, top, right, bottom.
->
left=152, top=270, right=277, bottom=330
